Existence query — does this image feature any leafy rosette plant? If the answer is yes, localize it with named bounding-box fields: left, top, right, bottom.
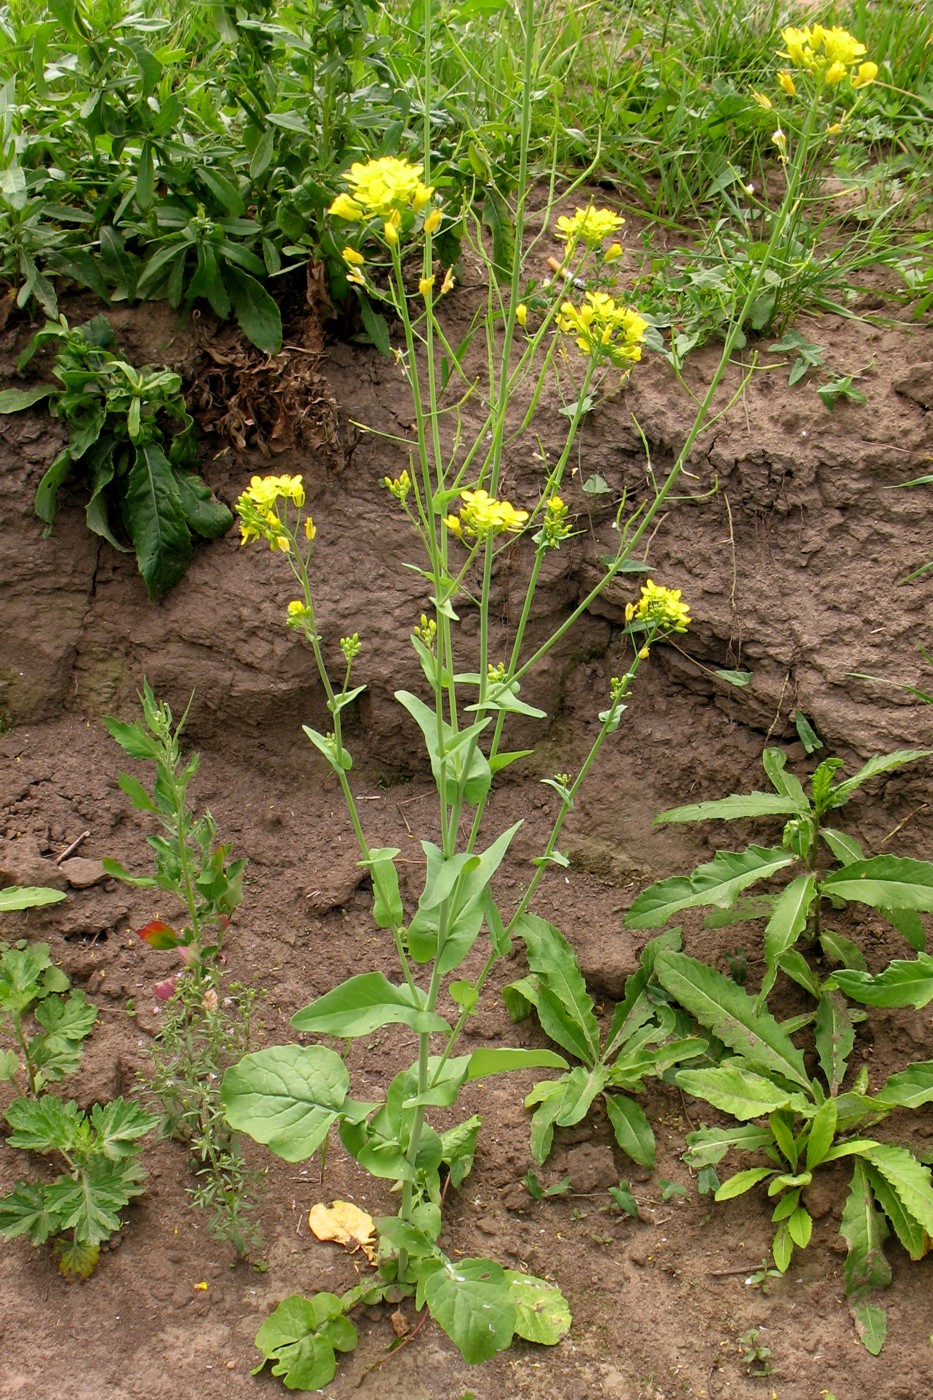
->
left=626, top=746, right=933, bottom=1001
left=654, top=949, right=933, bottom=1355
left=1, top=315, right=232, bottom=598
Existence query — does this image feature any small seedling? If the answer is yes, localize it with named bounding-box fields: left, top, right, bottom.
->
left=768, top=328, right=825, bottom=385
left=817, top=372, right=867, bottom=410
left=739, top=1328, right=775, bottom=1377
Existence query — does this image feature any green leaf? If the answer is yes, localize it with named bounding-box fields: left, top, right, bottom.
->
left=863, top=1144, right=933, bottom=1237
left=605, top=1093, right=655, bottom=1167
left=358, top=295, right=391, bottom=357
left=762, top=748, right=808, bottom=802
left=481, top=187, right=515, bottom=286
left=89, top=1097, right=158, bottom=1157
left=505, top=1272, right=571, bottom=1345
left=831, top=749, right=932, bottom=804
left=626, top=847, right=795, bottom=928
left=221, top=1045, right=349, bottom=1162
left=814, top=991, right=855, bottom=1097
left=832, top=955, right=933, bottom=1009
left=4, top=1094, right=82, bottom=1153
left=804, top=1097, right=838, bottom=1171
left=760, top=874, right=817, bottom=1001
left=515, top=914, right=600, bottom=1062
left=873, top=1060, right=933, bottom=1110
left=715, top=1167, right=774, bottom=1200
left=0, top=886, right=66, bottom=912
left=465, top=1047, right=568, bottom=1079
left=683, top=1123, right=774, bottom=1169
left=654, top=794, right=804, bottom=823
left=818, top=928, right=867, bottom=971
left=291, top=973, right=451, bottom=1038
left=424, top=1257, right=515, bottom=1362
left=253, top=1294, right=357, bottom=1391
left=842, top=1160, right=892, bottom=1354
left=44, top=1156, right=146, bottom=1244
left=0, top=1180, right=59, bottom=1244
left=822, top=856, right=933, bottom=913
left=853, top=1302, right=887, bottom=1355
left=677, top=1064, right=808, bottom=1120
left=440, top=1114, right=482, bottom=1189
left=174, top=472, right=233, bottom=540
left=714, top=668, right=752, bottom=687
left=654, top=952, right=810, bottom=1088
left=362, top=848, right=403, bottom=929
left=881, top=905, right=926, bottom=952
left=226, top=266, right=283, bottom=355
left=0, top=385, right=53, bottom=413
left=34, top=448, right=73, bottom=527
left=821, top=827, right=865, bottom=866
left=123, top=442, right=192, bottom=599
left=864, top=1163, right=928, bottom=1261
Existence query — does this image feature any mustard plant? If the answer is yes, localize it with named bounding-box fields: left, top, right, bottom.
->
left=219, top=9, right=890, bottom=1387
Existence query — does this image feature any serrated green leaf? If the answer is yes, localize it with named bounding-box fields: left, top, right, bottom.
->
left=55, top=1237, right=100, bottom=1279
left=254, top=1293, right=356, bottom=1391
left=627, top=847, right=795, bottom=929
left=677, top=1064, right=808, bottom=1119
left=4, top=1094, right=83, bottom=1153
left=821, top=827, right=864, bottom=866
left=873, top=1060, right=933, bottom=1110
left=823, top=856, right=933, bottom=912
left=864, top=1163, right=928, bottom=1260
left=841, top=1158, right=892, bottom=1301
left=832, top=955, right=933, bottom=1009
left=0, top=1180, right=59, bottom=1244
left=831, top=749, right=932, bottom=804
left=0, top=385, right=54, bottom=413
left=221, top=1045, right=349, bottom=1162
left=424, top=1256, right=515, bottom=1362
left=863, top=1145, right=933, bottom=1236
left=515, top=914, right=600, bottom=1062
left=683, top=1123, right=774, bottom=1169
left=762, top=748, right=808, bottom=802
left=45, top=1156, right=145, bottom=1244
left=814, top=990, right=855, bottom=1096
left=505, top=1271, right=571, bottom=1345
left=654, top=952, right=809, bottom=1088
left=291, top=973, right=451, bottom=1038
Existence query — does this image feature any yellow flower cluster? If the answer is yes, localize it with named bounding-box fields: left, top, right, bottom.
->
left=236, top=475, right=309, bottom=551
left=557, top=292, right=648, bottom=367
left=383, top=469, right=412, bottom=500
left=537, top=495, right=572, bottom=549
left=555, top=206, right=625, bottom=250
left=329, top=157, right=434, bottom=222
left=446, top=488, right=529, bottom=541
left=780, top=24, right=878, bottom=88
left=625, top=579, right=691, bottom=634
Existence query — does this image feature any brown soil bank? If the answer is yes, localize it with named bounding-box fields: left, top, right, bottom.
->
left=1, top=289, right=932, bottom=1399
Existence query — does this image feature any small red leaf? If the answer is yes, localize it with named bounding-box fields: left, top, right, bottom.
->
left=137, top=919, right=181, bottom=950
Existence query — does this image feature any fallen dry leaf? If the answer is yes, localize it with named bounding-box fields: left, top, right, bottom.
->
left=308, top=1200, right=378, bottom=1263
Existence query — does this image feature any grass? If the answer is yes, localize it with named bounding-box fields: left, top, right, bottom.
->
left=0, top=0, right=929, bottom=345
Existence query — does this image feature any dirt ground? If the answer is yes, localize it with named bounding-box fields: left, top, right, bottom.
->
left=2, top=229, right=933, bottom=1400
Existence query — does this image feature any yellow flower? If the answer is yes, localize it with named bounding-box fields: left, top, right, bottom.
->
left=341, top=247, right=365, bottom=266
left=555, top=206, right=625, bottom=249
left=329, top=193, right=364, bottom=221
left=515, top=302, right=528, bottom=327
left=423, top=208, right=442, bottom=235
left=826, top=121, right=843, bottom=135
left=419, top=275, right=435, bottom=297
left=779, top=23, right=871, bottom=88
left=557, top=291, right=648, bottom=368
left=604, top=242, right=624, bottom=263
left=852, top=61, right=878, bottom=88
left=384, top=469, right=411, bottom=500
left=771, top=128, right=788, bottom=157
left=447, top=488, right=529, bottom=541
left=346, top=268, right=365, bottom=287
left=630, top=579, right=691, bottom=634
left=384, top=211, right=400, bottom=245
left=777, top=71, right=796, bottom=97
left=752, top=91, right=773, bottom=111
left=440, top=267, right=456, bottom=295
left=334, top=156, right=434, bottom=221
left=304, top=515, right=316, bottom=541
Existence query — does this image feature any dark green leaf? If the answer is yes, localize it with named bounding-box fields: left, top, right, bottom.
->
left=122, top=442, right=192, bottom=598
left=221, top=1044, right=349, bottom=1162
left=226, top=265, right=283, bottom=355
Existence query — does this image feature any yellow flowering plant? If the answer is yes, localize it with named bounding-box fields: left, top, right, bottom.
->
left=217, top=7, right=868, bottom=1392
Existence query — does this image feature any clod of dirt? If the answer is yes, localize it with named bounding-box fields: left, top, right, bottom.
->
left=563, top=1143, right=619, bottom=1194
left=0, top=837, right=68, bottom=891
left=59, top=856, right=108, bottom=888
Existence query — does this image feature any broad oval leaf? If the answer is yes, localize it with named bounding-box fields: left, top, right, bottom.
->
left=221, top=1044, right=349, bottom=1162
left=424, top=1257, right=515, bottom=1363
left=505, top=1271, right=571, bottom=1345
